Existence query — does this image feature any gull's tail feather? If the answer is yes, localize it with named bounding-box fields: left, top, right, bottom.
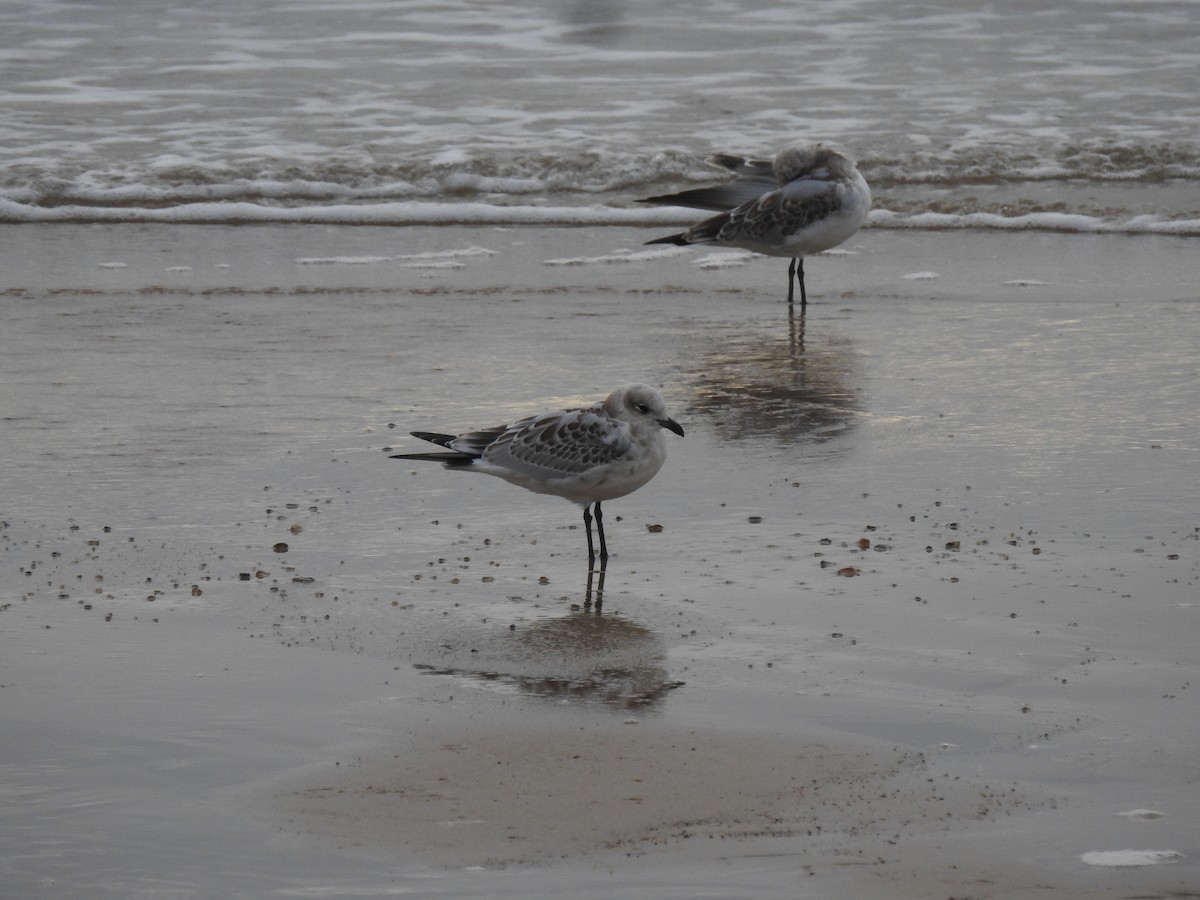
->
left=390, top=451, right=475, bottom=466
left=409, top=431, right=457, bottom=448
left=638, top=181, right=770, bottom=213
left=645, top=232, right=691, bottom=246
left=395, top=453, right=472, bottom=466
left=645, top=207, right=729, bottom=248
left=639, top=186, right=734, bottom=212
left=390, top=431, right=478, bottom=466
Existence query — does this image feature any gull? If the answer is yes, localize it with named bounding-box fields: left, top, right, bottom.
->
left=640, top=144, right=871, bottom=307
left=390, top=383, right=684, bottom=563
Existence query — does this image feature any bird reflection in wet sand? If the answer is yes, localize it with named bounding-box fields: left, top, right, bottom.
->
left=788, top=301, right=807, bottom=351
left=414, top=565, right=682, bottom=709
left=583, top=558, right=606, bottom=609
left=511, top=606, right=682, bottom=708
left=682, top=323, right=860, bottom=444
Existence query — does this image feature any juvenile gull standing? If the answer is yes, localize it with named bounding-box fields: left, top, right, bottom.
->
left=640, top=144, right=871, bottom=307
left=390, top=384, right=684, bottom=562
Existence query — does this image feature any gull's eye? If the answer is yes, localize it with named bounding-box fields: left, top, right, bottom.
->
left=635, top=403, right=650, bottom=414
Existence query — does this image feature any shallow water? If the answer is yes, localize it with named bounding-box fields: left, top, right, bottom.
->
left=2, top=223, right=1198, bottom=897
left=2, top=0, right=1198, bottom=226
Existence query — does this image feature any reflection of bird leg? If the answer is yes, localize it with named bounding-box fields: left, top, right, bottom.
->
left=787, top=257, right=807, bottom=308
left=788, top=297, right=807, bottom=354
left=584, top=556, right=608, bottom=610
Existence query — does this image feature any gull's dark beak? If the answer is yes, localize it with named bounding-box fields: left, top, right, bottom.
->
left=659, top=417, right=685, bottom=437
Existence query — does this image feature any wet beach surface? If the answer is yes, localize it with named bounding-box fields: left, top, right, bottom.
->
left=2, top=223, right=1198, bottom=898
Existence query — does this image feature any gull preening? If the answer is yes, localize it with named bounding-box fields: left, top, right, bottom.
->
left=641, top=144, right=871, bottom=307
left=390, top=383, right=684, bottom=563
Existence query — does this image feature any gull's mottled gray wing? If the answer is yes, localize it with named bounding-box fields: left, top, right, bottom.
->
left=638, top=154, right=777, bottom=213
left=482, top=407, right=632, bottom=478
left=441, top=423, right=515, bottom=457
left=639, top=154, right=777, bottom=212
left=683, top=177, right=842, bottom=244
left=638, top=180, right=774, bottom=213
left=706, top=154, right=773, bottom=177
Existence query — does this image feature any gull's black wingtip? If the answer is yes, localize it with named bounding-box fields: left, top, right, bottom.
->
left=644, top=233, right=689, bottom=247
left=389, top=451, right=476, bottom=466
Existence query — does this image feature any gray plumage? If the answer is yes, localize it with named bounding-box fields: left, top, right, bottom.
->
left=391, top=384, right=684, bottom=561
left=641, top=144, right=871, bottom=306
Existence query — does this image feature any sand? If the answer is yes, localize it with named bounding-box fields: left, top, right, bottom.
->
left=2, top=222, right=1198, bottom=898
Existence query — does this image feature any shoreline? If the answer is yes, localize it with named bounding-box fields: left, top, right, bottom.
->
left=4, top=196, right=1200, bottom=235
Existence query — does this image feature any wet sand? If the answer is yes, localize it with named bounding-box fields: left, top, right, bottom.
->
left=2, top=223, right=1198, bottom=898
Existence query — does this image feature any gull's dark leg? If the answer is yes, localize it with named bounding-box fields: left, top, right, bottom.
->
left=797, top=258, right=808, bottom=308
left=583, top=504, right=596, bottom=563
left=787, top=257, right=797, bottom=305
left=594, top=501, right=608, bottom=561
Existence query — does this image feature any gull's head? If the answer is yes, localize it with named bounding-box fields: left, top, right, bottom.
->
left=607, top=383, right=685, bottom=437
left=774, top=144, right=854, bottom=184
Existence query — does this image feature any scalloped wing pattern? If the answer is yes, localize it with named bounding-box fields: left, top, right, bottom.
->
left=484, top=407, right=631, bottom=477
